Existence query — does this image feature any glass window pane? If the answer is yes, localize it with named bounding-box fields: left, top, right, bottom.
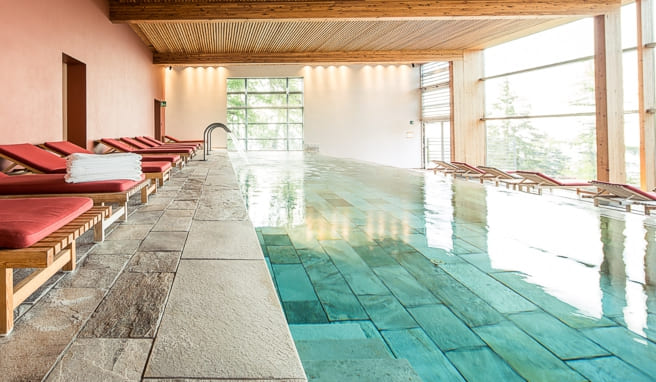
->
left=625, top=113, right=640, bottom=185
left=622, top=2, right=637, bottom=49
left=624, top=51, right=639, bottom=111
left=248, top=139, right=287, bottom=150
left=247, top=78, right=287, bottom=92
left=289, top=139, right=303, bottom=151
left=485, top=18, right=593, bottom=77
left=247, top=109, right=288, bottom=124
left=248, top=93, right=287, bottom=107
left=289, top=78, right=303, bottom=92
left=227, top=94, right=245, bottom=108
left=289, top=124, right=303, bottom=139
left=485, top=60, right=595, bottom=117
left=486, top=116, right=596, bottom=179
left=227, top=109, right=245, bottom=124
left=227, top=78, right=245, bottom=92
left=248, top=123, right=287, bottom=139
left=289, top=109, right=303, bottom=123
left=289, top=94, right=303, bottom=106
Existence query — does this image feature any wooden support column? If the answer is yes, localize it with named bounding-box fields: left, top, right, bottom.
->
left=451, top=50, right=485, bottom=166
left=1, top=268, right=13, bottom=335
left=638, top=0, right=656, bottom=190
left=595, top=10, right=626, bottom=183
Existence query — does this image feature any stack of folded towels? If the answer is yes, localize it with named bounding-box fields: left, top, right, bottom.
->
left=65, top=153, right=143, bottom=183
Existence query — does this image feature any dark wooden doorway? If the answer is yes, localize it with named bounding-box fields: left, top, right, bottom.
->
left=62, top=54, right=87, bottom=149
left=154, top=99, right=165, bottom=140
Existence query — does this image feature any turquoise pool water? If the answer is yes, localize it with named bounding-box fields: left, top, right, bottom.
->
left=230, top=152, right=656, bottom=381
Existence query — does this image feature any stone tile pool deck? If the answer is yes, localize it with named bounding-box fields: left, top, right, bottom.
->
left=231, top=152, right=656, bottom=382
left=0, top=151, right=306, bottom=381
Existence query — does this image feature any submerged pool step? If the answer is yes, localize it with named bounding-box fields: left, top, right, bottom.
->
left=289, top=323, right=367, bottom=341
left=302, top=359, right=423, bottom=382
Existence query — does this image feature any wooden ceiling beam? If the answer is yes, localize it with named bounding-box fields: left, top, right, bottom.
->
left=153, top=50, right=464, bottom=65
left=110, top=0, right=621, bottom=23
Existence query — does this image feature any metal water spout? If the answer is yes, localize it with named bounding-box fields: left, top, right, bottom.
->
left=203, top=122, right=231, bottom=160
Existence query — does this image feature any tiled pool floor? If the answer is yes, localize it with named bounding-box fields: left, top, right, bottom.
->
left=231, top=152, right=656, bottom=381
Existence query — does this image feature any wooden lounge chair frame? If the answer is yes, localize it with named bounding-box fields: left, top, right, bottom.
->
left=450, top=162, right=497, bottom=183
left=431, top=160, right=465, bottom=176
left=514, top=171, right=595, bottom=196
left=477, top=166, right=525, bottom=189
left=98, top=138, right=189, bottom=167
left=164, top=134, right=204, bottom=146
left=39, top=142, right=171, bottom=187
left=1, top=205, right=110, bottom=335
left=589, top=180, right=656, bottom=215
left=0, top=178, right=153, bottom=242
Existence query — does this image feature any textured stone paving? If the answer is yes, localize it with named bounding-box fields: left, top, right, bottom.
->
left=0, top=152, right=306, bottom=381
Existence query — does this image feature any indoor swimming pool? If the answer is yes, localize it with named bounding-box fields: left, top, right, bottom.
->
left=230, top=152, right=656, bottom=381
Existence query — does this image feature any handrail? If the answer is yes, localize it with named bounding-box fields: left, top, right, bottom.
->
left=202, top=122, right=231, bottom=161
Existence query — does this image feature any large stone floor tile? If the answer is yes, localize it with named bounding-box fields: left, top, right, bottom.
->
left=45, top=339, right=152, bottom=381
left=300, top=250, right=368, bottom=321
left=382, top=328, right=465, bottom=381
left=80, top=272, right=174, bottom=338
left=106, top=224, right=153, bottom=240
left=57, top=254, right=130, bottom=289
left=509, top=311, right=610, bottom=360
left=372, top=265, right=439, bottom=307
left=492, top=272, right=616, bottom=328
left=0, top=288, right=105, bottom=381
left=289, top=323, right=366, bottom=341
left=127, top=251, right=181, bottom=273
left=268, top=245, right=300, bottom=264
left=183, top=220, right=262, bottom=259
left=567, top=356, right=654, bottom=382
left=295, top=338, right=392, bottom=361
left=446, top=347, right=524, bottom=382
left=140, top=231, right=188, bottom=252
left=320, top=240, right=388, bottom=295
left=582, top=326, right=656, bottom=376
left=91, top=239, right=142, bottom=255
left=153, top=209, right=195, bottom=231
left=441, top=262, right=536, bottom=314
left=283, top=300, right=329, bottom=324
left=145, top=259, right=305, bottom=380
left=474, top=321, right=584, bottom=381
left=409, top=304, right=484, bottom=351
left=352, top=245, right=400, bottom=268
left=273, top=264, right=319, bottom=302
left=358, top=294, right=417, bottom=330
left=302, top=358, right=422, bottom=382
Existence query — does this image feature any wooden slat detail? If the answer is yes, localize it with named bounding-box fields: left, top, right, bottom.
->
left=12, top=249, right=72, bottom=307
left=0, top=206, right=109, bottom=269
left=137, top=18, right=575, bottom=55
left=155, top=49, right=463, bottom=64
left=109, top=0, right=621, bottom=22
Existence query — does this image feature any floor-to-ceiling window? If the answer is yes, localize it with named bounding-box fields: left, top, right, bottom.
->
left=421, top=62, right=451, bottom=168
left=226, top=77, right=304, bottom=151
left=483, top=19, right=597, bottom=179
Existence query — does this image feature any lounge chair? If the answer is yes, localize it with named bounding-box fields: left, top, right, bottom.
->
left=164, top=134, right=204, bottom=146
left=477, top=166, right=525, bottom=188
left=99, top=138, right=191, bottom=165
left=41, top=141, right=172, bottom=186
left=0, top=172, right=152, bottom=241
left=135, top=136, right=201, bottom=151
left=120, top=137, right=195, bottom=158
left=514, top=170, right=595, bottom=196
left=450, top=162, right=497, bottom=183
left=431, top=160, right=465, bottom=176
left=589, top=180, right=656, bottom=215
left=0, top=197, right=109, bottom=335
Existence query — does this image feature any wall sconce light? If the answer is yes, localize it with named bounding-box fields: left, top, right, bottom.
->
left=168, top=66, right=172, bottom=71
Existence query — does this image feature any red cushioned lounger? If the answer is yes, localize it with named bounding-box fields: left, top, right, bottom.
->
left=42, top=141, right=172, bottom=186
left=164, top=134, right=204, bottom=145
left=99, top=138, right=190, bottom=165
left=0, top=197, right=110, bottom=335
left=0, top=172, right=153, bottom=241
left=137, top=136, right=201, bottom=151
left=120, top=137, right=195, bottom=157
left=513, top=170, right=595, bottom=196
left=590, top=180, right=656, bottom=215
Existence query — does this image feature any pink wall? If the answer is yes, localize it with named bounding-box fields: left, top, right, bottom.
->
left=0, top=0, right=163, bottom=148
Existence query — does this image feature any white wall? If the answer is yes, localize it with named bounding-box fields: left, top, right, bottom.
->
left=165, top=64, right=422, bottom=168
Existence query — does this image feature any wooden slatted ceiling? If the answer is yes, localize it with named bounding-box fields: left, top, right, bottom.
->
left=108, top=0, right=621, bottom=65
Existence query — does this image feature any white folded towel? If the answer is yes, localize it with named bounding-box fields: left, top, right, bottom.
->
left=65, top=153, right=143, bottom=183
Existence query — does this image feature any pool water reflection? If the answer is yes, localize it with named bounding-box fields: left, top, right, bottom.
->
left=231, top=152, right=656, bottom=381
